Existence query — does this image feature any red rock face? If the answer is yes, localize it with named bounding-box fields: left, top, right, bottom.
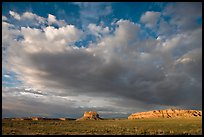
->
left=76, top=111, right=102, bottom=121
left=59, top=118, right=66, bottom=121
left=31, top=117, right=39, bottom=120
left=128, top=108, right=202, bottom=119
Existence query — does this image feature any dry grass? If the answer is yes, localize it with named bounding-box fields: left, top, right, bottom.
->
left=2, top=117, right=202, bottom=135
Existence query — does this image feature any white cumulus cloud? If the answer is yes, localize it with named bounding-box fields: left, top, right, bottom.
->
left=88, top=23, right=110, bottom=37
left=140, top=11, right=161, bottom=29
left=9, top=11, right=21, bottom=20
left=48, top=14, right=66, bottom=27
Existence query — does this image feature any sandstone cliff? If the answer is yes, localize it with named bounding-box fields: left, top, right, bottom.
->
left=76, top=111, right=103, bottom=121
left=128, top=108, right=202, bottom=119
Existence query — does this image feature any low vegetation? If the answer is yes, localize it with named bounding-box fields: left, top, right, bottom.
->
left=2, top=117, right=202, bottom=135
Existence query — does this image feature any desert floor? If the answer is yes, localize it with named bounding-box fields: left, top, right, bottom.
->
left=2, top=117, right=202, bottom=135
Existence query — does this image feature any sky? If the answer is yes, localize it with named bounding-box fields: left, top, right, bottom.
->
left=2, top=2, right=202, bottom=118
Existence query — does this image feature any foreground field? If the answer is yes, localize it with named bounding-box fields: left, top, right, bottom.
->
left=2, top=117, right=202, bottom=135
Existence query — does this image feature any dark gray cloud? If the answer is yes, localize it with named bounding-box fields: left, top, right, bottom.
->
left=6, top=24, right=202, bottom=109
left=163, top=2, right=202, bottom=33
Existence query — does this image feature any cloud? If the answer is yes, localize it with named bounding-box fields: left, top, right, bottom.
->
left=175, top=48, right=202, bottom=80
left=3, top=74, right=10, bottom=78
left=4, top=15, right=202, bottom=110
left=73, top=2, right=112, bottom=29
left=2, top=87, right=140, bottom=118
left=140, top=11, right=161, bottom=29
left=4, top=24, right=83, bottom=88
left=88, top=23, right=110, bottom=37
left=9, top=11, right=47, bottom=27
left=158, top=18, right=175, bottom=36
left=48, top=14, right=66, bottom=27
left=115, top=19, right=140, bottom=43
left=74, top=2, right=112, bottom=17
left=2, top=15, right=7, bottom=21
left=2, top=87, right=81, bottom=118
left=163, top=2, right=202, bottom=32
left=48, top=14, right=57, bottom=23
left=22, top=12, right=46, bottom=24
left=43, top=25, right=83, bottom=44
left=8, top=11, right=68, bottom=28
left=9, top=11, right=21, bottom=20
left=2, top=21, right=21, bottom=55
left=17, top=25, right=83, bottom=54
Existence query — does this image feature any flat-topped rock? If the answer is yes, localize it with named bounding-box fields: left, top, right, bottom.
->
left=128, top=108, right=202, bottom=119
left=76, top=111, right=103, bottom=121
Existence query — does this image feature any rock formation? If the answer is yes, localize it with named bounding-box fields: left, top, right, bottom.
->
left=11, top=118, right=24, bottom=120
left=59, top=118, right=66, bottom=121
left=128, top=108, right=202, bottom=119
left=76, top=111, right=103, bottom=121
left=31, top=117, right=38, bottom=120
left=31, top=117, right=44, bottom=120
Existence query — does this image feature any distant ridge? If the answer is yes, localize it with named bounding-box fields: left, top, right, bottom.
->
left=3, top=109, right=202, bottom=120
left=128, top=108, right=202, bottom=119
left=3, top=117, right=76, bottom=121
